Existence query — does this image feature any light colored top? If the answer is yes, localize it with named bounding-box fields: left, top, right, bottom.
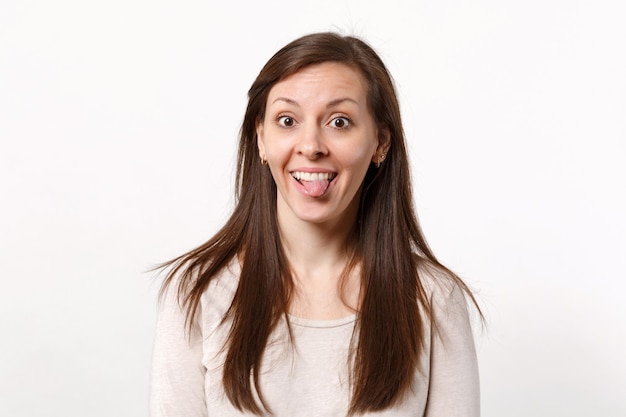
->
left=150, top=261, right=480, bottom=417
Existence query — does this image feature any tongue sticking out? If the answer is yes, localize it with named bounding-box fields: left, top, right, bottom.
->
left=300, top=180, right=330, bottom=197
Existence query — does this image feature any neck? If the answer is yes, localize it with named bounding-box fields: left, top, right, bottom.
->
left=276, top=202, right=361, bottom=319
left=277, top=200, right=357, bottom=276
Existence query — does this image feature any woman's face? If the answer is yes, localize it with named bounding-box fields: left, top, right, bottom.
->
left=257, top=62, right=388, bottom=229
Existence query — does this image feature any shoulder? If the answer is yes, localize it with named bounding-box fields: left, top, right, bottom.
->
left=196, top=258, right=241, bottom=330
left=415, top=257, right=477, bottom=332
left=157, top=257, right=241, bottom=331
left=200, top=259, right=241, bottom=307
left=417, top=258, right=466, bottom=304
left=159, top=257, right=241, bottom=305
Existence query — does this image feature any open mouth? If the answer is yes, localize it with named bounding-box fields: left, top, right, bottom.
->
left=290, top=171, right=337, bottom=197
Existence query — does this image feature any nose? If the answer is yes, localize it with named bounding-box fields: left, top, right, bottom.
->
left=296, top=124, right=328, bottom=159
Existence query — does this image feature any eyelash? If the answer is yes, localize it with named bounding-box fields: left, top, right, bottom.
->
left=275, top=114, right=352, bottom=129
left=276, top=115, right=295, bottom=128
left=330, top=116, right=351, bottom=129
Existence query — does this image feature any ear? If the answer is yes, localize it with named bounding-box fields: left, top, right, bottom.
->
left=256, top=118, right=266, bottom=160
left=372, top=126, right=391, bottom=163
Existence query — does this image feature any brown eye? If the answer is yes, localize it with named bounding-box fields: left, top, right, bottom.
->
left=278, top=116, right=295, bottom=127
left=331, top=117, right=350, bottom=129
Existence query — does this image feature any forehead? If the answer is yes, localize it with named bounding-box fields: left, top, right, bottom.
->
left=267, top=62, right=368, bottom=105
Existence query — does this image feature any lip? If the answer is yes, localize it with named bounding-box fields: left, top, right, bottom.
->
left=289, top=167, right=337, bottom=174
left=289, top=167, right=338, bottom=181
left=289, top=167, right=338, bottom=197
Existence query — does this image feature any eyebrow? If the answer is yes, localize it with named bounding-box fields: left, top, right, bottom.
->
left=271, top=97, right=359, bottom=108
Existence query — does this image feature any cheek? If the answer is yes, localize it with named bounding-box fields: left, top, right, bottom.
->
left=265, top=144, right=291, bottom=166
left=262, top=133, right=287, bottom=158
left=339, top=141, right=376, bottom=168
left=264, top=144, right=292, bottom=183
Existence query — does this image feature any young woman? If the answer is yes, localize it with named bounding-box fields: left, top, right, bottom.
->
left=150, top=32, right=480, bottom=417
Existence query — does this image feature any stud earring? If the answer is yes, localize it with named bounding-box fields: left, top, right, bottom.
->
left=376, top=152, right=386, bottom=168
left=260, top=156, right=268, bottom=166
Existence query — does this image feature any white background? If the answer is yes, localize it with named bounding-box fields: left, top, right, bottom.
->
left=1, top=1, right=624, bottom=416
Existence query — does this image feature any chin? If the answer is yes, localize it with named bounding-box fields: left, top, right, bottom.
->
left=294, top=211, right=334, bottom=225
left=292, top=205, right=351, bottom=226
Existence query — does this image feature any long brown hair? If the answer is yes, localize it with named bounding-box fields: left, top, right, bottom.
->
left=159, top=32, right=479, bottom=415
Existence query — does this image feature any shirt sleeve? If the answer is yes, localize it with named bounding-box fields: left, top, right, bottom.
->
left=424, top=281, right=480, bottom=417
left=149, top=282, right=208, bottom=417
